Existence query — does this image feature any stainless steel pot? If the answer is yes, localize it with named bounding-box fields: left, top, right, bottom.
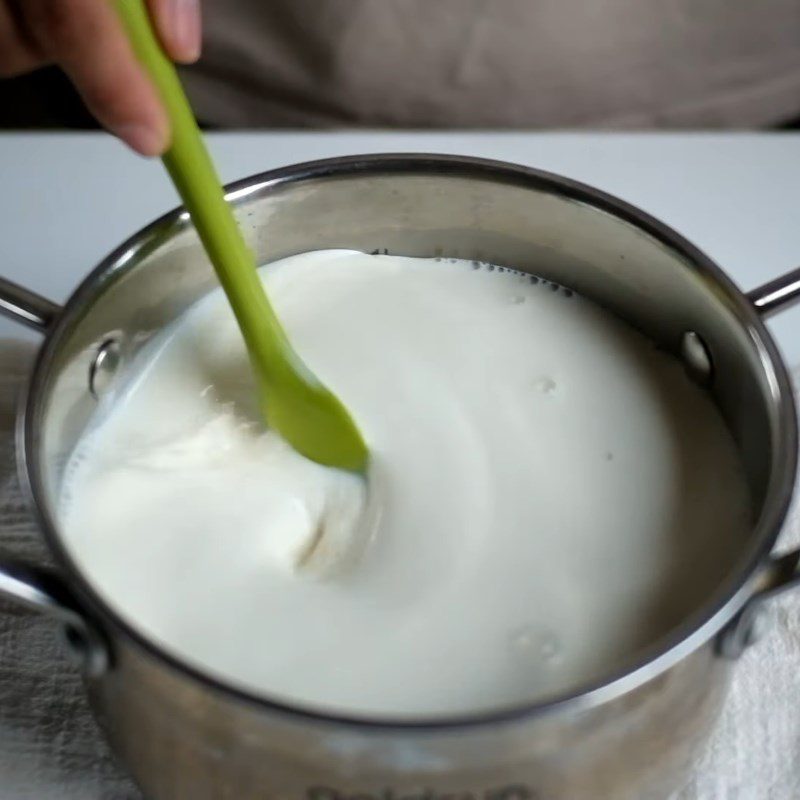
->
left=1, top=154, right=800, bottom=800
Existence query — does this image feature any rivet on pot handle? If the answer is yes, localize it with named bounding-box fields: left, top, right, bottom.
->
left=0, top=560, right=110, bottom=675
left=0, top=276, right=61, bottom=332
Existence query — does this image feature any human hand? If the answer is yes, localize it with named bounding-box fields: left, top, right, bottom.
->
left=0, top=0, right=201, bottom=155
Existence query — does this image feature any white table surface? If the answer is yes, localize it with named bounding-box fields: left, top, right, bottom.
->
left=2, top=131, right=800, bottom=364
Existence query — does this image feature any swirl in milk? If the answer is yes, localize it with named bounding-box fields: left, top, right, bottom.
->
left=59, top=250, right=751, bottom=717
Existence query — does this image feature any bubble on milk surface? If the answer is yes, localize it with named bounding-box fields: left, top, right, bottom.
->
left=533, top=376, right=558, bottom=397
left=510, top=625, right=563, bottom=666
left=462, top=260, right=576, bottom=299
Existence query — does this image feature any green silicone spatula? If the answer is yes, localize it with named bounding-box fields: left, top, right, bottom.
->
left=114, top=0, right=368, bottom=473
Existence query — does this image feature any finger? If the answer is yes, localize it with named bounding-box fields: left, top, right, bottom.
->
left=0, top=2, right=47, bottom=77
left=148, top=0, right=202, bottom=64
left=27, top=0, right=169, bottom=155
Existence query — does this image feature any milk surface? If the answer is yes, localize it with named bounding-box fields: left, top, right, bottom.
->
left=60, top=250, right=751, bottom=717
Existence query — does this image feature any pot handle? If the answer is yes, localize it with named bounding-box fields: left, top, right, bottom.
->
left=719, top=269, right=800, bottom=656
left=0, top=280, right=107, bottom=672
left=747, top=266, right=800, bottom=319
left=0, top=277, right=61, bottom=332
left=718, top=550, right=800, bottom=658
left=0, top=560, right=109, bottom=675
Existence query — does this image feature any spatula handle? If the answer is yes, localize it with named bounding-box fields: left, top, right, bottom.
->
left=114, top=0, right=293, bottom=380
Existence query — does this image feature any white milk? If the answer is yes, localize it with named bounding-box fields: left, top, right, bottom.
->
left=59, top=250, right=751, bottom=718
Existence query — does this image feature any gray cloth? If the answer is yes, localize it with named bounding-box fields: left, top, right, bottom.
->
left=182, top=0, right=800, bottom=128
left=0, top=342, right=137, bottom=800
left=0, top=339, right=799, bottom=798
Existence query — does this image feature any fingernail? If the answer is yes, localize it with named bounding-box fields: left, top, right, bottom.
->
left=115, top=123, right=168, bottom=157
left=172, top=0, right=201, bottom=62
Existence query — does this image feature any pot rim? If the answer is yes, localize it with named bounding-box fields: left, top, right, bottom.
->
left=20, top=153, right=798, bottom=732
